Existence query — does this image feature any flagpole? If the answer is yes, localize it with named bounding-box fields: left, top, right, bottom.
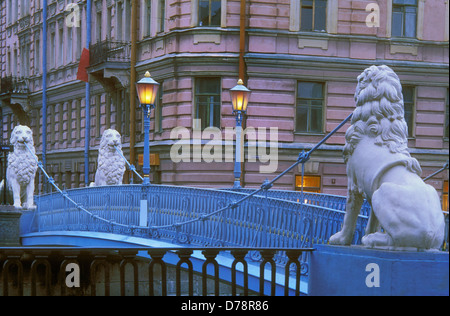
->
left=84, top=0, right=92, bottom=187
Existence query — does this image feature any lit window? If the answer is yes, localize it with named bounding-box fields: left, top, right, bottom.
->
left=443, top=180, right=448, bottom=212
left=295, top=175, right=321, bottom=193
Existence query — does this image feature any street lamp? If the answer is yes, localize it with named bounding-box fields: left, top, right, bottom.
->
left=136, top=71, right=160, bottom=185
left=230, top=79, right=251, bottom=189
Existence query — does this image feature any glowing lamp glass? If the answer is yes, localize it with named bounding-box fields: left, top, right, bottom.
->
left=230, top=79, right=251, bottom=113
left=136, top=71, right=160, bottom=105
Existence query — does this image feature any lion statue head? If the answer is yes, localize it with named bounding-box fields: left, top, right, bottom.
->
left=10, top=124, right=36, bottom=152
left=343, top=65, right=421, bottom=176
left=93, top=129, right=126, bottom=186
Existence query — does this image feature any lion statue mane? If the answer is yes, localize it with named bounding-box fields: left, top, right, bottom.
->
left=2, top=125, right=38, bottom=209
left=92, top=129, right=126, bottom=186
left=329, top=65, right=445, bottom=250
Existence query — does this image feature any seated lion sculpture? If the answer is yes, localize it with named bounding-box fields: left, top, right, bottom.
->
left=92, top=128, right=126, bottom=186
left=2, top=125, right=38, bottom=209
left=329, top=65, right=445, bottom=250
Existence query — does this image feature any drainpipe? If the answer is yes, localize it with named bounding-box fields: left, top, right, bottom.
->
left=84, top=0, right=92, bottom=186
left=129, top=0, right=138, bottom=178
left=42, top=0, right=48, bottom=172
left=239, top=0, right=247, bottom=187
left=239, top=0, right=246, bottom=81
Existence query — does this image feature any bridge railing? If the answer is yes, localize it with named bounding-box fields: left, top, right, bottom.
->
left=28, top=184, right=369, bottom=273
left=222, top=188, right=372, bottom=217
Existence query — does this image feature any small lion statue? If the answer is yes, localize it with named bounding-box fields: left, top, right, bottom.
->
left=1, top=125, right=38, bottom=209
left=329, top=65, right=445, bottom=250
left=92, top=129, right=126, bottom=186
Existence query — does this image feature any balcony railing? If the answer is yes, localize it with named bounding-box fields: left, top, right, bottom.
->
left=0, top=76, right=28, bottom=95
left=89, top=40, right=131, bottom=66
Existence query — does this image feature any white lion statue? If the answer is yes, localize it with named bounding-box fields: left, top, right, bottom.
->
left=92, top=129, right=126, bottom=186
left=1, top=125, right=38, bottom=209
left=329, top=65, right=445, bottom=250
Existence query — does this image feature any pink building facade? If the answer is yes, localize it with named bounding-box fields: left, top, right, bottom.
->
left=0, top=0, right=448, bottom=208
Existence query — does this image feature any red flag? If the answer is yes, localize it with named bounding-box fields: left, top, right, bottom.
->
left=77, top=48, right=90, bottom=82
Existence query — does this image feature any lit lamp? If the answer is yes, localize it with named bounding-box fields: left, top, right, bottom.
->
left=136, top=71, right=160, bottom=185
left=230, top=79, right=251, bottom=189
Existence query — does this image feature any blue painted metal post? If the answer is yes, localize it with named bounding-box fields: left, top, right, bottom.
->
left=84, top=0, right=92, bottom=186
left=233, top=111, right=244, bottom=189
left=142, top=104, right=151, bottom=185
left=42, top=0, right=47, bottom=171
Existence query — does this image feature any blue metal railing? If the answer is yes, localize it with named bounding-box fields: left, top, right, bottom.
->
left=28, top=184, right=369, bottom=272
left=222, top=188, right=372, bottom=217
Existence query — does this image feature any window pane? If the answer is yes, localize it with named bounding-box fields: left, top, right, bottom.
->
left=298, top=82, right=323, bottom=98
left=394, top=0, right=417, bottom=5
left=311, top=100, right=322, bottom=107
left=213, top=103, right=221, bottom=127
left=159, top=0, right=165, bottom=32
left=199, top=0, right=209, bottom=26
left=298, top=82, right=314, bottom=98
left=297, top=82, right=324, bottom=133
left=197, top=103, right=209, bottom=129
left=404, top=105, right=413, bottom=136
left=403, top=86, right=414, bottom=137
left=314, top=0, right=327, bottom=31
left=403, top=86, right=414, bottom=102
left=296, top=107, right=308, bottom=132
left=300, top=7, right=313, bottom=31
left=196, top=78, right=220, bottom=94
left=404, top=8, right=417, bottom=38
left=195, top=78, right=221, bottom=129
left=392, top=9, right=404, bottom=37
left=310, top=108, right=322, bottom=133
left=211, top=0, right=221, bottom=26
left=146, top=0, right=152, bottom=36
left=199, top=0, right=221, bottom=26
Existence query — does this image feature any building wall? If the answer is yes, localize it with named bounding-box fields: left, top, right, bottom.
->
left=0, top=0, right=448, bottom=203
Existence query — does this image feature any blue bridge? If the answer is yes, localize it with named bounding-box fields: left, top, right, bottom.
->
left=12, top=183, right=374, bottom=296
left=2, top=116, right=448, bottom=296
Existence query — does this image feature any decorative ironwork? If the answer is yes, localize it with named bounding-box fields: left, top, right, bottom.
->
left=89, top=40, right=131, bottom=66
left=0, top=76, right=29, bottom=95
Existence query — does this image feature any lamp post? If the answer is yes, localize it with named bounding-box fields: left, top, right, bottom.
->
left=136, top=71, right=160, bottom=185
left=230, top=79, right=251, bottom=189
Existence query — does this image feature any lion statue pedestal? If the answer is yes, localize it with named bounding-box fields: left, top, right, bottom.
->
left=308, top=244, right=449, bottom=296
left=0, top=205, right=22, bottom=246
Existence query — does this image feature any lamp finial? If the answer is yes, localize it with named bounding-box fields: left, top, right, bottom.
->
left=145, top=71, right=151, bottom=78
